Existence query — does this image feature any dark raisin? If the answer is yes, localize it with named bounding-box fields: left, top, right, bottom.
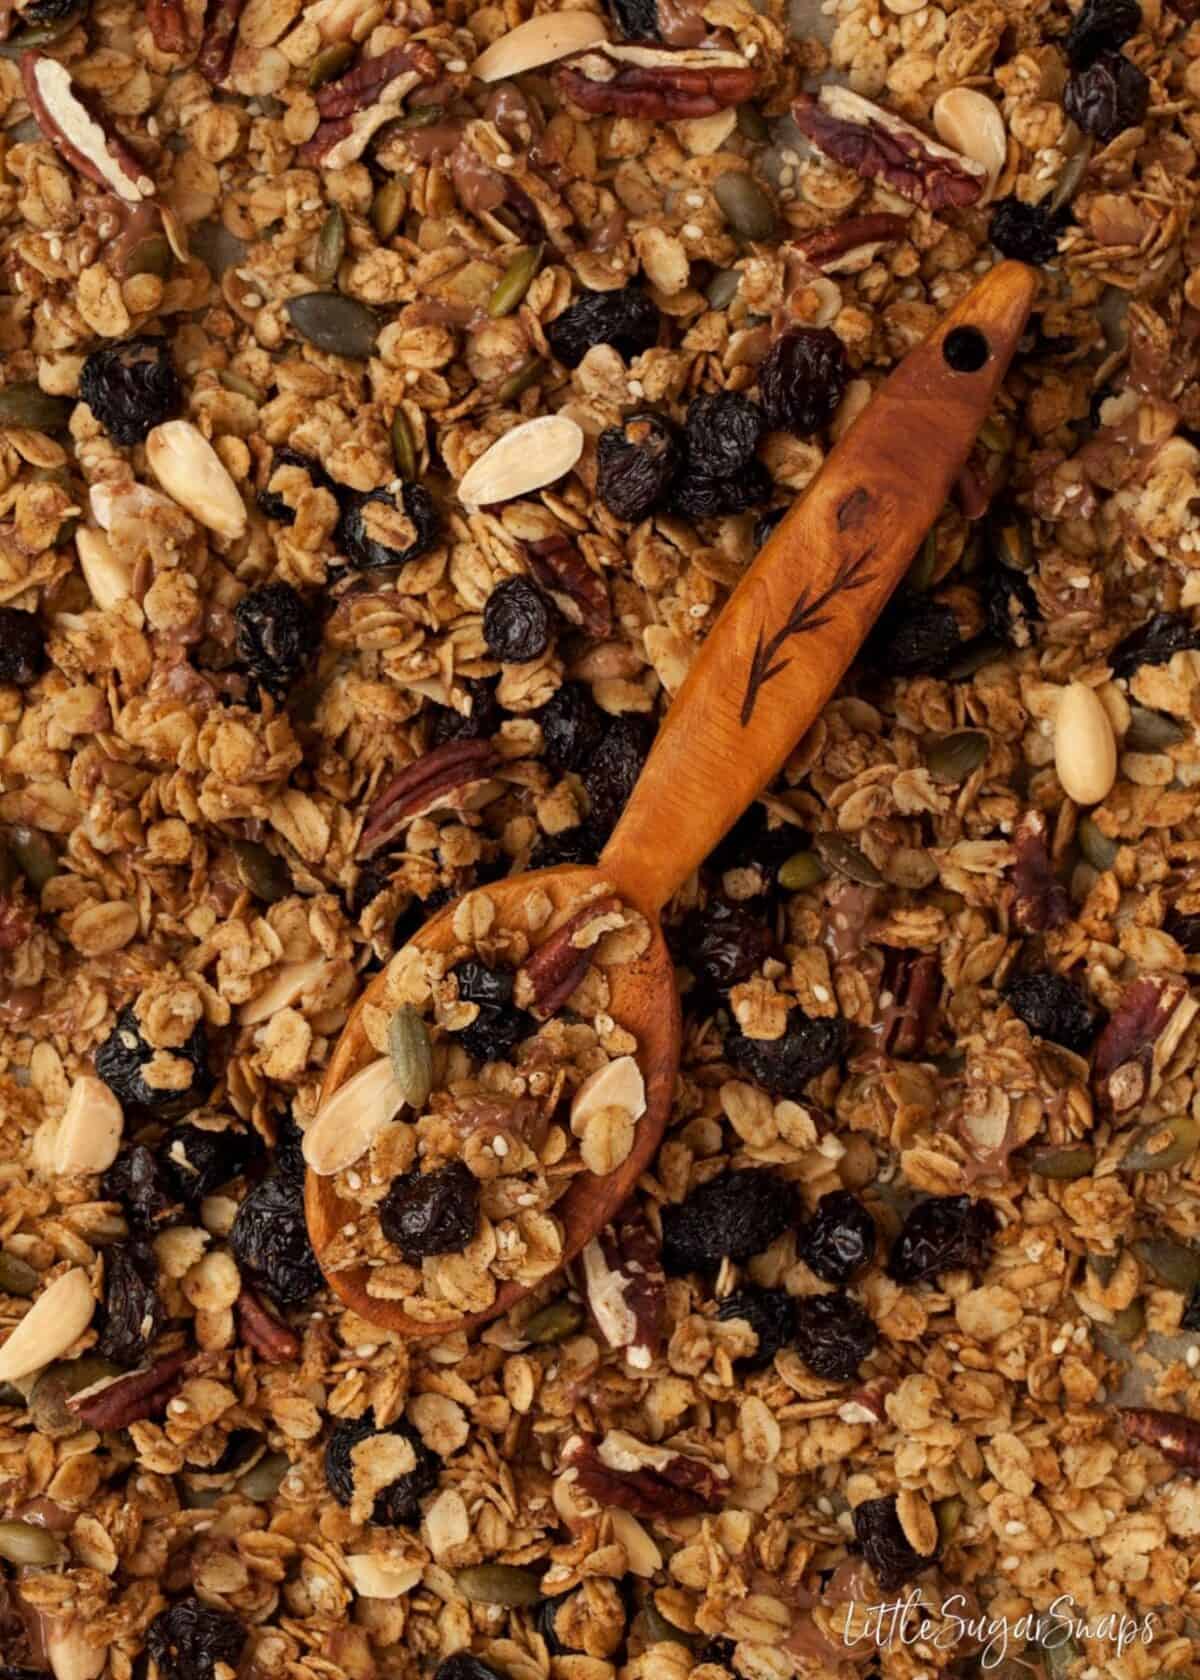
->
left=230, top=1169, right=323, bottom=1306
left=1004, top=971, right=1099, bottom=1053
left=433, top=1657, right=507, bottom=1680
left=1182, top=1285, right=1200, bottom=1332
left=758, top=327, right=848, bottom=436
left=1110, top=612, right=1200, bottom=679
left=1066, top=0, right=1141, bottom=67
left=596, top=412, right=681, bottom=521
left=706, top=807, right=804, bottom=889
left=335, top=483, right=440, bottom=571
left=989, top=196, right=1061, bottom=265
left=234, top=582, right=319, bottom=699
left=1165, top=907, right=1200, bottom=954
left=797, top=1190, right=876, bottom=1285
left=325, top=1411, right=441, bottom=1526
left=21, top=0, right=82, bottom=21
left=96, top=1241, right=163, bottom=1367
left=351, top=859, right=393, bottom=917
left=271, top=1111, right=308, bottom=1182
left=79, top=336, right=181, bottom=446
left=869, top=590, right=965, bottom=677
left=792, top=1291, right=877, bottom=1381
left=451, top=959, right=532, bottom=1062
left=146, top=1599, right=247, bottom=1680
left=984, top=560, right=1040, bottom=651
left=0, top=609, right=44, bottom=689
left=725, top=1006, right=847, bottom=1097
left=428, top=678, right=503, bottom=748
left=535, top=682, right=607, bottom=775
left=483, top=576, right=556, bottom=662
left=158, top=1123, right=255, bottom=1204
left=853, top=1495, right=937, bottom=1591
left=716, top=1286, right=796, bottom=1368
left=529, top=830, right=598, bottom=869
left=537, top=1597, right=572, bottom=1656
left=697, top=1640, right=737, bottom=1673
left=683, top=393, right=764, bottom=478
left=603, top=0, right=660, bottom=38
left=379, top=1161, right=480, bottom=1259
left=753, top=506, right=787, bottom=550
left=582, top=716, right=652, bottom=845
left=678, top=898, right=772, bottom=992
left=95, top=1005, right=212, bottom=1118
left=392, top=883, right=456, bottom=950
left=661, top=1169, right=796, bottom=1273
left=545, top=285, right=660, bottom=370
left=670, top=459, right=772, bottom=520
left=101, top=1144, right=180, bottom=1232
left=1063, top=50, right=1149, bottom=142
left=256, top=447, right=334, bottom=524
left=887, top=1195, right=1000, bottom=1285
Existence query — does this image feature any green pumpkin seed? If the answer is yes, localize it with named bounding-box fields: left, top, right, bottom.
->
left=455, top=1564, right=542, bottom=1607
left=387, top=1006, right=434, bottom=1109
left=403, top=102, right=445, bottom=129
left=0, top=383, right=71, bottom=432
left=812, top=833, right=883, bottom=887
left=313, top=207, right=346, bottom=287
left=925, top=730, right=989, bottom=783
left=286, top=292, right=379, bottom=359
left=1077, top=815, right=1117, bottom=872
left=489, top=243, right=543, bottom=319
left=9, top=826, right=58, bottom=889
left=643, top=1602, right=693, bottom=1646
left=1087, top=1247, right=1122, bottom=1287
left=933, top=1495, right=964, bottom=1548
left=1028, top=1144, right=1095, bottom=1180
left=30, top=1356, right=121, bottom=1439
left=946, top=636, right=1004, bottom=680
left=497, top=356, right=545, bottom=404
left=219, top=369, right=260, bottom=400
left=308, top=41, right=354, bottom=87
left=777, top=850, right=827, bottom=891
left=0, top=1519, right=66, bottom=1568
left=906, top=527, right=939, bottom=592
left=237, top=1450, right=290, bottom=1501
left=736, top=102, right=770, bottom=143
left=182, top=1481, right=225, bottom=1510
left=713, top=171, right=778, bottom=243
left=124, top=234, right=173, bottom=280
left=1124, top=705, right=1186, bottom=753
left=522, top=1297, right=584, bottom=1345
left=0, top=6, right=82, bottom=55
left=371, top=178, right=407, bottom=241
left=1121, top=1112, right=1200, bottom=1173
left=1036, top=1627, right=1080, bottom=1680
left=1133, top=1237, right=1200, bottom=1293
left=1108, top=1299, right=1145, bottom=1343
left=0, top=1251, right=39, bottom=1297
left=705, top=269, right=741, bottom=310
left=1049, top=135, right=1094, bottom=214
left=231, top=839, right=292, bottom=905
left=391, top=408, right=418, bottom=480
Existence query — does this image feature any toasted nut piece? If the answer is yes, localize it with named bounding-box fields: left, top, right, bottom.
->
left=22, top=54, right=154, bottom=203
left=75, top=528, right=132, bottom=610
left=239, top=957, right=330, bottom=1025
left=0, top=1269, right=94, bottom=1382
left=457, top=415, right=584, bottom=510
left=570, top=1054, right=646, bottom=1132
left=302, top=1056, right=406, bottom=1175
left=344, top=1554, right=423, bottom=1599
left=932, top=89, right=1007, bottom=200
left=610, top=1507, right=662, bottom=1576
left=473, top=11, right=607, bottom=82
left=45, top=1619, right=105, bottom=1680
left=53, top=1076, right=124, bottom=1176
left=1055, top=681, right=1117, bottom=806
left=145, top=420, right=248, bottom=540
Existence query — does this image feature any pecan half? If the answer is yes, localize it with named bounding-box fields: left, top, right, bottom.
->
left=1121, top=1405, right=1200, bottom=1472
left=581, top=1209, right=664, bottom=1369
left=22, top=52, right=155, bottom=203
left=557, top=43, right=757, bottom=121
left=357, top=738, right=501, bottom=860
left=298, top=43, right=441, bottom=166
left=880, top=951, right=940, bottom=1056
left=793, top=212, right=909, bottom=269
left=146, top=0, right=189, bottom=53
left=1012, top=810, right=1069, bottom=933
left=236, top=1286, right=301, bottom=1363
left=67, top=1348, right=190, bottom=1429
left=792, top=88, right=986, bottom=212
left=515, top=894, right=622, bottom=1018
left=197, top=0, right=247, bottom=84
left=564, top=1430, right=726, bottom=1517
left=525, top=535, right=613, bottom=640
left=1092, top=973, right=1198, bottom=1113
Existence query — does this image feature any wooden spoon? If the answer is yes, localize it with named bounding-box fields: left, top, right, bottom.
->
left=306, top=260, right=1038, bottom=1336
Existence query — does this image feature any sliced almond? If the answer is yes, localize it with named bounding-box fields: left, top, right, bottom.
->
left=456, top=415, right=584, bottom=512
left=473, top=12, right=608, bottom=83
left=302, top=1056, right=407, bottom=1176
left=45, top=1620, right=106, bottom=1680
left=145, top=419, right=248, bottom=541
left=570, top=1054, right=646, bottom=1133
left=0, top=1268, right=94, bottom=1382
left=343, top=1554, right=423, bottom=1599
left=89, top=479, right=176, bottom=533
left=75, top=528, right=132, bottom=610
left=609, top=1507, right=663, bottom=1578
left=673, top=108, right=738, bottom=155
left=932, top=89, right=1007, bottom=200
left=240, top=957, right=330, bottom=1025
left=53, top=1076, right=124, bottom=1176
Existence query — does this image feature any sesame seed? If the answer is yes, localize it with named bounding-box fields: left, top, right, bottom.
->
left=495, top=152, right=514, bottom=169
left=355, top=1343, right=378, bottom=1357
left=1187, top=1346, right=1200, bottom=1369
left=446, top=58, right=468, bottom=72
left=493, top=1135, right=509, bottom=1156
left=243, top=294, right=263, bottom=309
left=682, top=223, right=703, bottom=240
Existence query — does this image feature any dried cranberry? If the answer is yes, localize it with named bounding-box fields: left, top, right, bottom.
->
left=96, top=1241, right=163, bottom=1368
left=1110, top=612, right=1200, bottom=679
left=79, top=336, right=181, bottom=445
left=230, top=1168, right=323, bottom=1306
left=793, top=1291, right=877, bottom=1381
left=257, top=447, right=335, bottom=523
left=95, top=1005, right=212, bottom=1119
left=597, top=412, right=681, bottom=521
left=661, top=1169, right=796, bottom=1273
left=1063, top=50, right=1148, bottom=141
left=1004, top=971, right=1099, bottom=1053
left=683, top=393, right=764, bottom=478
left=582, top=716, right=652, bottom=844
left=101, top=1144, right=180, bottom=1232
left=869, top=589, right=965, bottom=677
left=483, top=576, right=556, bottom=662
left=379, top=1161, right=479, bottom=1259
left=159, top=1123, right=255, bottom=1204
left=989, top=196, right=1061, bottom=265
left=535, top=682, right=607, bottom=775
left=452, top=959, right=532, bottom=1061
left=758, top=328, right=848, bottom=436
left=670, top=459, right=772, bottom=520
left=146, top=1599, right=247, bottom=1680
left=725, top=1007, right=847, bottom=1096
left=234, top=581, right=319, bottom=698
left=545, top=284, right=661, bottom=369
left=325, top=1411, right=441, bottom=1525
left=853, top=1495, right=937, bottom=1591
left=984, top=558, right=1040, bottom=650
left=887, top=1195, right=999, bottom=1284
left=427, top=678, right=503, bottom=747
left=0, top=609, right=44, bottom=688
left=604, top=0, right=661, bottom=37
left=1165, top=907, right=1200, bottom=953
left=717, top=1286, right=796, bottom=1368
left=797, top=1190, right=876, bottom=1284
left=1066, top=0, right=1141, bottom=67
left=678, top=898, right=772, bottom=992
left=336, top=484, right=440, bottom=571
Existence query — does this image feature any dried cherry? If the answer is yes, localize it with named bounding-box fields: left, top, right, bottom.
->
left=159, top=1123, right=255, bottom=1204
left=596, top=412, right=681, bottom=521
left=793, top=1291, right=877, bottom=1380
left=582, top=716, right=652, bottom=844
left=545, top=284, right=660, bottom=369
left=1110, top=612, right=1200, bottom=679
left=256, top=447, right=335, bottom=523
left=0, top=609, right=44, bottom=688
left=869, top=590, right=965, bottom=677
left=989, top=197, right=1061, bottom=266
left=670, top=459, right=772, bottom=519
left=235, top=581, right=319, bottom=698
left=758, top=328, right=848, bottom=436
left=1063, top=50, right=1148, bottom=141
left=984, top=556, right=1040, bottom=650
left=96, top=1241, right=163, bottom=1368
left=604, top=0, right=661, bottom=37
left=230, top=1168, right=323, bottom=1306
left=101, top=1144, right=180, bottom=1232
left=335, top=484, right=440, bottom=571
left=854, top=1494, right=937, bottom=1591
left=683, top=393, right=764, bottom=478
left=95, top=1005, right=212, bottom=1118
left=797, top=1190, right=876, bottom=1284
left=535, top=682, right=607, bottom=775
left=146, top=1598, right=247, bottom=1680
left=887, top=1195, right=999, bottom=1284
left=1065, top=0, right=1141, bottom=67
left=452, top=959, right=532, bottom=1061
left=79, top=336, right=181, bottom=446
left=379, top=1161, right=479, bottom=1259
left=325, top=1411, right=441, bottom=1525
left=677, top=898, right=772, bottom=992
left=483, top=576, right=556, bottom=662
left=661, top=1169, right=796, bottom=1273
left=1004, top=971, right=1099, bottom=1053
left=717, top=1286, right=796, bottom=1368
left=725, top=1006, right=847, bottom=1096
left=428, top=678, right=503, bottom=748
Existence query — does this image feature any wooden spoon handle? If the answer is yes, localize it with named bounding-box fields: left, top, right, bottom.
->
left=599, top=260, right=1037, bottom=915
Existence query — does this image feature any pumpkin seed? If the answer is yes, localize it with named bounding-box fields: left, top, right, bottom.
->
left=391, top=408, right=417, bottom=480
left=387, top=1006, right=434, bottom=1110
left=218, top=369, right=260, bottom=399
left=455, top=1564, right=542, bottom=1607
left=371, top=179, right=407, bottom=240
left=812, top=833, right=883, bottom=887
left=1036, top=1627, right=1080, bottom=1680
left=489, top=243, right=543, bottom=319
left=736, top=102, right=770, bottom=142
left=232, top=839, right=291, bottom=905
left=1124, top=705, right=1186, bottom=753
left=0, top=383, right=71, bottom=432
left=1133, top=1237, right=1200, bottom=1293
left=497, top=356, right=545, bottom=403
left=946, top=636, right=1003, bottom=679
left=124, top=232, right=174, bottom=280
left=521, top=1297, right=584, bottom=1345
left=308, top=41, right=354, bottom=87
left=237, top=1450, right=290, bottom=1501
left=906, top=527, right=938, bottom=592
left=182, top=1482, right=225, bottom=1510
left=705, top=269, right=741, bottom=310
left=1077, top=815, right=1117, bottom=871
left=29, top=1356, right=121, bottom=1438
left=1121, top=1112, right=1200, bottom=1173
left=1108, top=1299, right=1145, bottom=1343
left=1087, top=1247, right=1122, bottom=1288
left=1049, top=135, right=1094, bottom=215
left=403, top=102, right=445, bottom=129
left=0, top=1252, right=37, bottom=1296
left=313, top=207, right=346, bottom=287
left=286, top=292, right=379, bottom=359
left=933, top=1495, right=964, bottom=1548
left=0, top=6, right=81, bottom=55
left=925, top=730, right=988, bottom=783
left=643, top=1602, right=693, bottom=1646
left=777, top=851, right=827, bottom=891
left=0, top=1519, right=66, bottom=1568
left=713, top=170, right=778, bottom=242
left=985, top=505, right=1031, bottom=571
left=1027, top=1144, right=1095, bottom=1180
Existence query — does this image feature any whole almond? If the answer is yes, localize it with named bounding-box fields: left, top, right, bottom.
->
left=0, top=1268, right=94, bottom=1382
left=302, top=1055, right=407, bottom=1175
left=932, top=89, right=1007, bottom=200
left=473, top=12, right=608, bottom=83
left=53, top=1076, right=124, bottom=1176
left=457, top=415, right=584, bottom=511
left=1055, top=681, right=1117, bottom=806
left=145, top=420, right=248, bottom=540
